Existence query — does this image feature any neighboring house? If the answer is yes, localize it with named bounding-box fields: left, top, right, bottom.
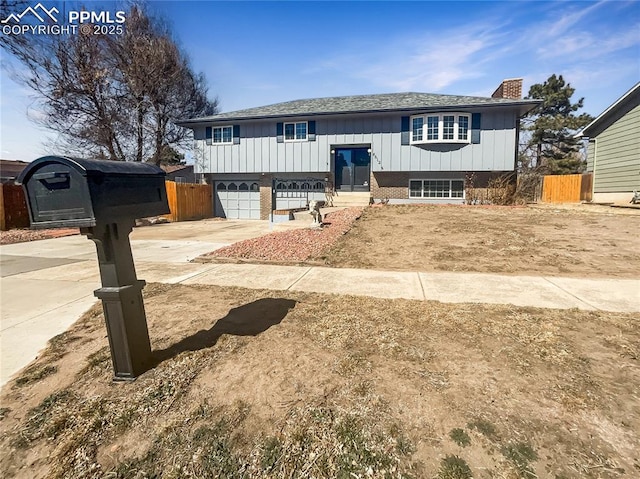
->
left=0, top=159, right=30, bottom=184
left=576, top=82, right=640, bottom=203
left=160, top=164, right=199, bottom=184
left=178, top=79, right=539, bottom=220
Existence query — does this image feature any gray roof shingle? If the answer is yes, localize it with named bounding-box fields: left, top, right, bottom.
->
left=178, top=92, right=540, bottom=124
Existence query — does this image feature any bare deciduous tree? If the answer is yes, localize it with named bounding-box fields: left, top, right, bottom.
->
left=1, top=4, right=217, bottom=163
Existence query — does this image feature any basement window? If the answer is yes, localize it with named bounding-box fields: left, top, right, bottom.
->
left=409, top=179, right=465, bottom=199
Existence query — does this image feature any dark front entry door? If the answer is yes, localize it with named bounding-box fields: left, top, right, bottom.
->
left=334, top=147, right=370, bottom=191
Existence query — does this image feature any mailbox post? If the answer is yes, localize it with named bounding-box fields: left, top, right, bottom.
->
left=18, top=156, right=170, bottom=380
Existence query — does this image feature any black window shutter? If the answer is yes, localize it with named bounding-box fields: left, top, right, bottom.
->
left=233, top=125, right=240, bottom=145
left=205, top=126, right=212, bottom=145
left=401, top=116, right=410, bottom=145
left=276, top=122, right=284, bottom=143
left=471, top=113, right=481, bottom=144
left=308, top=120, right=316, bottom=141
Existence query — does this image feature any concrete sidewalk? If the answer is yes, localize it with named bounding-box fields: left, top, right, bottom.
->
left=2, top=222, right=639, bottom=386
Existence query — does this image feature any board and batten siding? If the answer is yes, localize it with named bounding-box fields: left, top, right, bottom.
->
left=193, top=109, right=518, bottom=175
left=590, top=103, right=640, bottom=193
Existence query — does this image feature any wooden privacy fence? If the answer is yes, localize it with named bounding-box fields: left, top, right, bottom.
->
left=0, top=183, right=29, bottom=231
left=541, top=173, right=593, bottom=203
left=164, top=181, right=213, bottom=222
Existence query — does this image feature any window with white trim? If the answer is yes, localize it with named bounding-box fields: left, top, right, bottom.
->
left=213, top=126, right=232, bottom=144
left=411, top=113, right=471, bottom=143
left=412, top=117, right=423, bottom=142
left=409, top=179, right=465, bottom=199
left=284, top=121, right=307, bottom=141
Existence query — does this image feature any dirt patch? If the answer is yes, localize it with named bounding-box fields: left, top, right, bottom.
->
left=322, top=204, right=640, bottom=278
left=1, top=283, right=638, bottom=478
left=0, top=228, right=79, bottom=245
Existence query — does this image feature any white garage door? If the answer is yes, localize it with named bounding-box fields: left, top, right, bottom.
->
left=215, top=181, right=260, bottom=219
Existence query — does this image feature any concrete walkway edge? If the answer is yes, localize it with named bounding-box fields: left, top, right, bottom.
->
left=179, top=263, right=640, bottom=313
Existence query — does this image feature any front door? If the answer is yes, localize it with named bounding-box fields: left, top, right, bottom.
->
left=334, top=147, right=370, bottom=191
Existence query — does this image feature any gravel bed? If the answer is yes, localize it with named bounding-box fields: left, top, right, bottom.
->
left=203, top=207, right=364, bottom=262
left=0, top=228, right=79, bottom=245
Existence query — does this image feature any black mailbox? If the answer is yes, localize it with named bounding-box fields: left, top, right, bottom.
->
left=18, top=156, right=170, bottom=381
left=17, top=156, right=168, bottom=229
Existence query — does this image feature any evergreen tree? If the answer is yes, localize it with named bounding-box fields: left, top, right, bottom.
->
left=521, top=74, right=593, bottom=174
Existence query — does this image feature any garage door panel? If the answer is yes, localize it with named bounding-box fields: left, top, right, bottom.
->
left=216, top=181, right=260, bottom=220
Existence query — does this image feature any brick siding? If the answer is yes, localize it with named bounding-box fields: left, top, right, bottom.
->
left=371, top=170, right=514, bottom=201
left=259, top=174, right=273, bottom=220
left=492, top=78, right=523, bottom=99
left=370, top=171, right=411, bottom=199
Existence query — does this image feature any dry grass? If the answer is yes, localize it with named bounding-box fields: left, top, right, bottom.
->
left=1, top=283, right=638, bottom=478
left=322, top=204, right=640, bottom=278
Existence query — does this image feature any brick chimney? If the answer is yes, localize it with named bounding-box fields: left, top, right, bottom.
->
left=492, top=78, right=523, bottom=99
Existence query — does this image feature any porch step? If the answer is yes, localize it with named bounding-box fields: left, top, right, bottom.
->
left=330, top=192, right=372, bottom=207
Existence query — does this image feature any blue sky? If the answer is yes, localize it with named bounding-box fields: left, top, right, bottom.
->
left=1, top=0, right=638, bottom=161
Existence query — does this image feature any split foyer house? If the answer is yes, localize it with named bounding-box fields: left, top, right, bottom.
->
left=576, top=82, right=640, bottom=203
left=178, top=79, right=539, bottom=219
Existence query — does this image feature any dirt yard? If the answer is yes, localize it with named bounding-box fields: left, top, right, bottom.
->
left=1, top=283, right=638, bottom=478
left=322, top=204, right=640, bottom=278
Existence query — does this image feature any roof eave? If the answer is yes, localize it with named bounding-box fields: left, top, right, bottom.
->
left=574, top=82, right=640, bottom=139
left=176, top=100, right=541, bottom=128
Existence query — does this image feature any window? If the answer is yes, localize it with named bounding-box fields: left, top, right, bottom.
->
left=412, top=117, right=423, bottom=142
left=409, top=179, right=465, bottom=199
left=442, top=115, right=455, bottom=140
left=427, top=116, right=439, bottom=140
left=458, top=115, right=469, bottom=141
left=212, top=126, right=232, bottom=144
left=411, top=113, right=471, bottom=144
left=284, top=121, right=307, bottom=141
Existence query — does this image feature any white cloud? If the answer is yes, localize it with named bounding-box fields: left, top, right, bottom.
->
left=536, top=23, right=639, bottom=60
left=307, top=21, right=506, bottom=93
left=543, top=1, right=607, bottom=38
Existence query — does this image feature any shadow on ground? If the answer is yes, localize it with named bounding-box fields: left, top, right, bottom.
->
left=150, top=298, right=297, bottom=369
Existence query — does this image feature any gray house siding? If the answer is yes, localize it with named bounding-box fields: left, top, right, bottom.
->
left=590, top=102, right=640, bottom=194
left=193, top=108, right=518, bottom=175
